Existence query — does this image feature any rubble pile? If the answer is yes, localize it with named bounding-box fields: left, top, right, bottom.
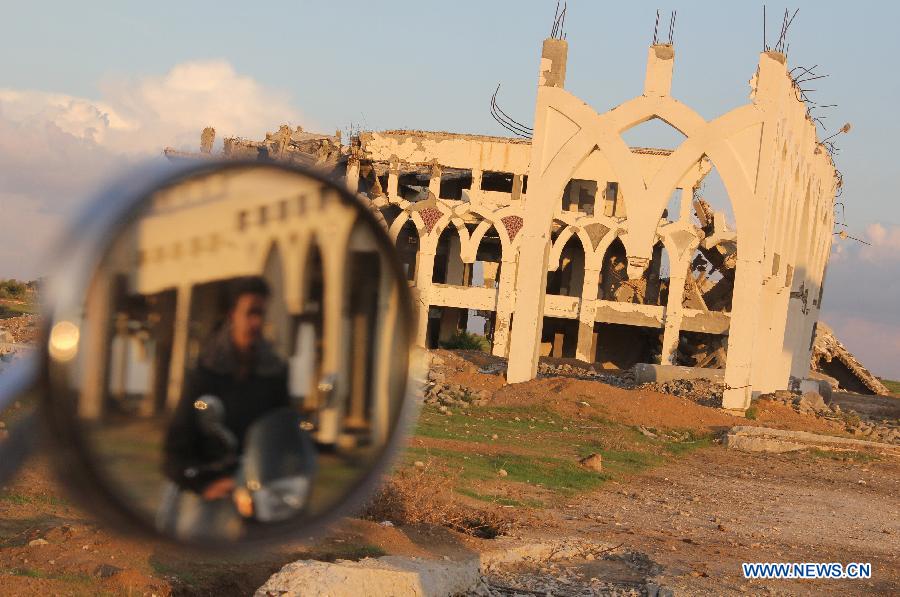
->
left=478, top=544, right=665, bottom=597
left=0, top=314, right=39, bottom=343
left=536, top=362, right=635, bottom=388
left=759, top=390, right=900, bottom=445
left=636, top=379, right=725, bottom=408
left=424, top=367, right=490, bottom=412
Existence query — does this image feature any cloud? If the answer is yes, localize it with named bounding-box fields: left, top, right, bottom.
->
left=0, top=60, right=304, bottom=280
left=0, top=60, right=303, bottom=155
left=859, top=222, right=900, bottom=261
left=821, top=313, right=900, bottom=381
left=823, top=221, right=900, bottom=380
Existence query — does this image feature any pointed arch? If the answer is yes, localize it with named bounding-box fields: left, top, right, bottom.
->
left=546, top=233, right=586, bottom=298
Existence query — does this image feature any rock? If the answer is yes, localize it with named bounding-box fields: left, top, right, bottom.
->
left=497, top=469, right=508, bottom=477
left=94, top=564, right=123, bottom=579
left=796, top=391, right=827, bottom=413
left=639, top=426, right=657, bottom=439
left=578, top=453, right=603, bottom=472
left=256, top=556, right=481, bottom=597
left=413, top=461, right=425, bottom=468
left=28, top=538, right=48, bottom=546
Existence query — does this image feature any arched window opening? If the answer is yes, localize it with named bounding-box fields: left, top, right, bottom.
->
left=472, top=226, right=503, bottom=289
left=546, top=235, right=585, bottom=297
left=432, top=226, right=468, bottom=286
left=692, top=165, right=736, bottom=232
left=380, top=204, right=402, bottom=229
left=599, top=238, right=631, bottom=301
left=643, top=241, right=670, bottom=306
left=682, top=244, right=735, bottom=313
left=620, top=116, right=686, bottom=150
left=396, top=220, right=419, bottom=282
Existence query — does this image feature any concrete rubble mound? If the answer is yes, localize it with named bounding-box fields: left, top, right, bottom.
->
left=811, top=322, right=890, bottom=395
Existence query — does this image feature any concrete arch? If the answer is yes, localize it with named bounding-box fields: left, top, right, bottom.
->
left=548, top=225, right=593, bottom=272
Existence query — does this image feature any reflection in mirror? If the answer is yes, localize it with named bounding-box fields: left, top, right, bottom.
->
left=56, top=166, right=410, bottom=543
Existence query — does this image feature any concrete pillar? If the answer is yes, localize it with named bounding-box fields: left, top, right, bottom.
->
left=445, top=234, right=465, bottom=285
left=507, top=38, right=569, bottom=383
left=166, top=283, right=193, bottom=411
left=413, top=251, right=435, bottom=347
left=661, top=269, right=688, bottom=364
left=491, top=259, right=517, bottom=358
left=722, top=258, right=763, bottom=411
left=388, top=159, right=400, bottom=199
left=345, top=158, right=360, bottom=194
left=428, top=162, right=442, bottom=198
left=644, top=44, right=675, bottom=97
left=576, top=268, right=600, bottom=362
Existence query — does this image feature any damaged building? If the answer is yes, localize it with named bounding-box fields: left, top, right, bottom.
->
left=167, top=28, right=876, bottom=409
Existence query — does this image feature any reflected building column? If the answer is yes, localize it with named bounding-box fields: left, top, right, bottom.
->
left=370, top=258, right=398, bottom=447
left=79, top=271, right=113, bottom=420
left=166, top=283, right=193, bottom=411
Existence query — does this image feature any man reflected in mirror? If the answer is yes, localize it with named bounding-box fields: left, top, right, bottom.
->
left=158, top=276, right=290, bottom=538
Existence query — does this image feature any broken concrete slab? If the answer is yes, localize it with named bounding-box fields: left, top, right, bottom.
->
left=724, top=425, right=900, bottom=456
left=254, top=555, right=480, bottom=597
left=256, top=537, right=628, bottom=597
left=812, top=322, right=889, bottom=395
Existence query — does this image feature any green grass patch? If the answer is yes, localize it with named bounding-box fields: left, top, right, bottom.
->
left=0, top=300, right=38, bottom=318
left=882, top=379, right=900, bottom=394
left=455, top=487, right=544, bottom=508
left=744, top=406, right=758, bottom=420
left=808, top=448, right=881, bottom=463
left=409, top=403, right=718, bottom=502
left=0, top=492, right=67, bottom=507
left=0, top=567, right=92, bottom=584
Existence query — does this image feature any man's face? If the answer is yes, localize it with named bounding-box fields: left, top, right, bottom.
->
left=230, top=293, right=268, bottom=353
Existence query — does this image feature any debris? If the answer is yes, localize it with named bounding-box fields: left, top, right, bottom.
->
left=812, top=323, right=890, bottom=395
left=578, top=454, right=603, bottom=472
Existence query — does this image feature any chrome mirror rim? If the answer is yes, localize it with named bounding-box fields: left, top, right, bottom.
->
left=28, top=158, right=417, bottom=550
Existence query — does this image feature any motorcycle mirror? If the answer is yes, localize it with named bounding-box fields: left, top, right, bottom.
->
left=1, top=160, right=415, bottom=549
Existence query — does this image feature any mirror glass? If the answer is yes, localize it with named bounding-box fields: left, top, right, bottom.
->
left=47, top=164, right=411, bottom=543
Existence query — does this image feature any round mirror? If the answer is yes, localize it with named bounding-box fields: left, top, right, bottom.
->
left=39, top=161, right=414, bottom=547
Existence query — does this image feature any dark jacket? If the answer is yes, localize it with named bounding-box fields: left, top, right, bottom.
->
left=163, top=326, right=290, bottom=493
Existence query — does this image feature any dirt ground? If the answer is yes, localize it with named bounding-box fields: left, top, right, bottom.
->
left=0, top=349, right=898, bottom=595
left=493, top=446, right=899, bottom=595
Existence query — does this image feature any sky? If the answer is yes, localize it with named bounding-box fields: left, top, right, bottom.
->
left=0, top=1, right=898, bottom=378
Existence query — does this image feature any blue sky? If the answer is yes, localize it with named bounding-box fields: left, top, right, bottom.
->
left=1, top=1, right=898, bottom=377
